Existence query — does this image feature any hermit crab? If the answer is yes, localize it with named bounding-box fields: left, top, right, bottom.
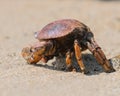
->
left=21, top=19, right=115, bottom=73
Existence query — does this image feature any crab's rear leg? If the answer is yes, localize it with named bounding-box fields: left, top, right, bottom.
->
left=74, top=40, right=88, bottom=74
left=85, top=32, right=115, bottom=73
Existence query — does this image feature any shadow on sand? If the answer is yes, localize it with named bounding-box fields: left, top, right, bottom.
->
left=32, top=53, right=115, bottom=75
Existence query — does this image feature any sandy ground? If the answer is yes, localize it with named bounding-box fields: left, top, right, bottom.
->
left=0, top=0, right=120, bottom=96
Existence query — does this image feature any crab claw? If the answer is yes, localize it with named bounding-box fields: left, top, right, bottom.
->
left=86, top=38, right=115, bottom=73
left=40, top=56, right=49, bottom=63
left=40, top=55, right=54, bottom=63
left=21, top=46, right=42, bottom=64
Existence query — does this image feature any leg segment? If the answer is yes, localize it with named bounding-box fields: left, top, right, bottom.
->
left=74, top=40, right=87, bottom=73
left=65, top=50, right=75, bottom=71
left=86, top=36, right=115, bottom=73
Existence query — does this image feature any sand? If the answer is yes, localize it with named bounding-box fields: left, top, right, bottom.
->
left=0, top=0, right=120, bottom=96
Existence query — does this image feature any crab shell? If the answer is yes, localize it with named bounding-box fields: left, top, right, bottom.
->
left=35, top=19, right=88, bottom=40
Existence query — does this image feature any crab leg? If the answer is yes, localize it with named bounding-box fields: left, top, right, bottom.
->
left=86, top=38, right=115, bottom=73
left=65, top=50, right=75, bottom=71
left=74, top=40, right=88, bottom=73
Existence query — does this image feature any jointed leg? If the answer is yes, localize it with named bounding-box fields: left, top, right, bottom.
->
left=85, top=32, right=115, bottom=72
left=74, top=40, right=87, bottom=73
left=66, top=50, right=75, bottom=71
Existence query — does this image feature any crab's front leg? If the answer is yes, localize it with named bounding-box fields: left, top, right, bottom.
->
left=85, top=32, right=115, bottom=73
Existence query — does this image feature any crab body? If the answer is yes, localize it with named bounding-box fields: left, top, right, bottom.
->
left=35, top=19, right=90, bottom=57
left=22, top=19, right=115, bottom=73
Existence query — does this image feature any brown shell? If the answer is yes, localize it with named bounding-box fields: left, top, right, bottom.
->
left=36, top=19, right=85, bottom=40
